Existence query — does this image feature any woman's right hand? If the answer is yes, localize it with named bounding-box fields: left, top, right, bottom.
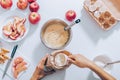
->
left=68, top=54, right=93, bottom=68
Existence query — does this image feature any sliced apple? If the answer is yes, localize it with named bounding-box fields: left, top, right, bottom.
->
left=14, top=57, right=24, bottom=65
left=17, top=25, right=26, bottom=37
left=14, top=17, right=24, bottom=24
left=13, top=70, right=18, bottom=79
left=16, top=62, right=27, bottom=69
left=12, top=57, right=27, bottom=79
left=9, top=35, right=17, bottom=40
left=10, top=33, right=20, bottom=40
left=3, top=29, right=12, bottom=37
left=13, top=66, right=27, bottom=79
left=21, top=18, right=26, bottom=24
left=9, top=29, right=19, bottom=40
left=20, top=27, right=26, bottom=37
left=3, top=17, right=26, bottom=40
left=2, top=22, right=13, bottom=36
left=17, top=66, right=27, bottom=75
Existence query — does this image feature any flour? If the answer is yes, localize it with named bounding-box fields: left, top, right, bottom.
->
left=54, top=53, right=68, bottom=67
left=43, top=23, right=69, bottom=49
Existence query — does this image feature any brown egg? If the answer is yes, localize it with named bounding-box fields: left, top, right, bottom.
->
left=98, top=14, right=105, bottom=23
left=104, top=11, right=111, bottom=18
left=109, top=17, right=116, bottom=24
left=103, top=21, right=110, bottom=29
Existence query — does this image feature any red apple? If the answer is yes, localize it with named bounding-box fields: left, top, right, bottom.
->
left=17, top=0, right=28, bottom=10
left=0, top=0, right=13, bottom=9
left=27, top=0, right=36, bottom=3
left=29, top=12, right=40, bottom=24
left=65, top=10, right=76, bottom=21
left=29, top=2, right=39, bottom=12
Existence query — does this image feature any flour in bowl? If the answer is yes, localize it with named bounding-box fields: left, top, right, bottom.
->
left=43, top=23, right=69, bottom=49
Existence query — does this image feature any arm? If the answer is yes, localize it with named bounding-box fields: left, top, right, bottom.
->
left=68, top=54, right=116, bottom=80
left=89, top=62, right=116, bottom=80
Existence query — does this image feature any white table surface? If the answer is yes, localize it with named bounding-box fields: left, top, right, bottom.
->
left=0, top=0, right=120, bottom=80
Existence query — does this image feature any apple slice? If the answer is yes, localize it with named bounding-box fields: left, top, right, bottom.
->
left=13, top=70, right=18, bottom=79
left=12, top=22, right=17, bottom=31
left=3, top=17, right=26, bottom=40
left=14, top=17, right=25, bottom=24
left=16, top=62, right=27, bottom=69
left=9, top=35, right=17, bottom=40
left=14, top=57, right=24, bottom=65
left=21, top=18, right=26, bottom=24
left=20, top=29, right=26, bottom=37
left=3, top=29, right=12, bottom=37
left=13, top=66, right=27, bottom=79
left=17, top=66, right=27, bottom=75
left=9, top=31, right=20, bottom=40
left=12, top=57, right=27, bottom=79
left=2, top=22, right=13, bottom=36
left=11, top=34, right=20, bottom=40
left=17, top=25, right=26, bottom=37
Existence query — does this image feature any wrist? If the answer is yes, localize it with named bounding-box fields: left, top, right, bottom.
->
left=87, top=61, right=95, bottom=69
left=30, top=76, right=43, bottom=80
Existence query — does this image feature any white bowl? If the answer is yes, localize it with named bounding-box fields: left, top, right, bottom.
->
left=0, top=10, right=29, bottom=43
left=92, top=55, right=113, bottom=79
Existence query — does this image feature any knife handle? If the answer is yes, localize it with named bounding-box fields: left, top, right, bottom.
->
left=11, top=45, right=18, bottom=58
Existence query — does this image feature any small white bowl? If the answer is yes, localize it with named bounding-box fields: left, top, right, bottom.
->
left=92, top=55, right=113, bottom=79
left=0, top=10, right=29, bottom=43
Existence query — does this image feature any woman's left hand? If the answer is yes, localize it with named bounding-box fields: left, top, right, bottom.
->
left=30, top=55, right=48, bottom=80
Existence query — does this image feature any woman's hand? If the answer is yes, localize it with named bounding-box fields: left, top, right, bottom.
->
left=30, top=55, right=48, bottom=80
left=68, top=54, right=92, bottom=68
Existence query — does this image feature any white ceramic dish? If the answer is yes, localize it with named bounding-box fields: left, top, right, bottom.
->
left=0, top=50, right=30, bottom=80
left=92, top=55, right=113, bottom=79
left=0, top=10, right=29, bottom=43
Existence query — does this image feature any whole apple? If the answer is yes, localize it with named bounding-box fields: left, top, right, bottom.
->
left=29, top=2, right=39, bottom=12
left=17, top=0, right=28, bottom=10
left=65, top=10, right=76, bottom=21
left=0, top=0, right=13, bottom=9
left=29, top=12, right=40, bottom=24
left=27, top=0, right=36, bottom=3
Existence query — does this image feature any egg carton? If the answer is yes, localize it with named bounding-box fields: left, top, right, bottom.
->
left=84, top=0, right=120, bottom=30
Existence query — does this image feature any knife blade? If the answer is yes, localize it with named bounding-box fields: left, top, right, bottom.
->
left=2, top=45, right=18, bottom=79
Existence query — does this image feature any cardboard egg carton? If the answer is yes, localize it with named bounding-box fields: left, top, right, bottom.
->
left=84, top=0, right=120, bottom=30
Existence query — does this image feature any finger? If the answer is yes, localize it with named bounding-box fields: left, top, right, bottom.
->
left=68, top=58, right=75, bottom=64
left=68, top=55, right=75, bottom=59
left=38, top=54, right=49, bottom=68
left=41, top=54, right=49, bottom=65
left=38, top=74, right=44, bottom=80
left=68, top=55, right=76, bottom=61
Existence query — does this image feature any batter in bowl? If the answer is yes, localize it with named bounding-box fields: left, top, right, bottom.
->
left=43, top=23, right=70, bottom=49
